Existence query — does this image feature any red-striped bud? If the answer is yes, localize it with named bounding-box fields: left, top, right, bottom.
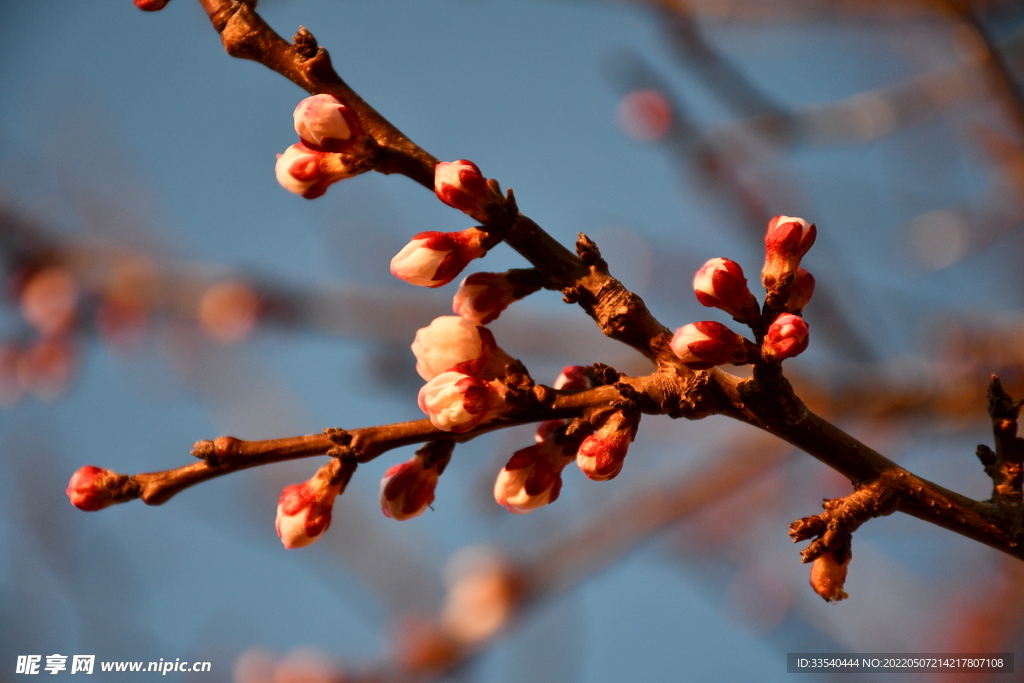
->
left=693, top=258, right=759, bottom=321
left=763, top=313, right=809, bottom=362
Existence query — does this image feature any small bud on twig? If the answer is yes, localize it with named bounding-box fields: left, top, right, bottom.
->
left=434, top=160, right=504, bottom=223
left=762, top=215, right=816, bottom=291
left=762, top=313, right=810, bottom=362
left=693, top=258, right=759, bottom=323
left=669, top=321, right=756, bottom=369
left=390, top=228, right=488, bottom=288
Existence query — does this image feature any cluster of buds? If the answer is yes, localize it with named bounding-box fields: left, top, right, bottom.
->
left=390, top=228, right=488, bottom=288
left=380, top=442, right=452, bottom=521
left=275, top=458, right=356, bottom=549
left=275, top=94, right=368, bottom=199
left=671, top=215, right=817, bottom=370
left=411, top=316, right=517, bottom=433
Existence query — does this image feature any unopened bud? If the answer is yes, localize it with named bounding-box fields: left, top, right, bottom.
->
left=493, top=439, right=574, bottom=514
left=275, top=142, right=357, bottom=199
left=693, top=258, right=759, bottom=321
left=762, top=215, right=816, bottom=290
left=452, top=272, right=523, bottom=324
left=66, top=466, right=120, bottom=511
left=418, top=371, right=500, bottom=433
left=763, top=313, right=809, bottom=362
left=380, top=446, right=451, bottom=521
left=576, top=410, right=639, bottom=481
left=293, top=94, right=363, bottom=152
left=786, top=268, right=815, bottom=315
left=275, top=460, right=354, bottom=549
left=533, top=366, right=591, bottom=442
left=809, top=549, right=850, bottom=603
left=669, top=321, right=754, bottom=369
left=390, top=228, right=487, bottom=288
left=434, top=160, right=504, bottom=223
left=411, top=316, right=513, bottom=381
left=134, top=0, right=170, bottom=10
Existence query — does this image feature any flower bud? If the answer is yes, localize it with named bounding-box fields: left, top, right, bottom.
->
left=452, top=272, right=515, bottom=324
left=434, top=160, right=504, bottom=223
left=440, top=548, right=520, bottom=644
left=669, top=321, right=753, bottom=369
left=533, top=366, right=591, bottom=442
left=293, top=94, right=363, bottom=152
left=411, top=316, right=513, bottom=381
left=134, top=0, right=170, bottom=10
left=390, top=228, right=488, bottom=288
left=809, top=549, right=850, bottom=603
left=763, top=313, right=809, bottom=362
left=275, top=460, right=354, bottom=549
left=576, top=410, right=639, bottom=481
left=66, top=466, right=119, bottom=511
left=786, top=268, right=815, bottom=315
left=274, top=142, right=355, bottom=199
left=493, top=439, right=574, bottom=514
left=418, top=371, right=499, bottom=433
left=20, top=266, right=79, bottom=336
left=693, top=258, right=759, bottom=321
left=380, top=446, right=450, bottom=521
left=762, top=215, right=816, bottom=290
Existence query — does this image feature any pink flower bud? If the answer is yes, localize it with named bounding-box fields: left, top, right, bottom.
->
left=275, top=477, right=342, bottom=549
left=452, top=272, right=516, bottom=324
left=533, top=366, right=592, bottom=442
left=380, top=451, right=447, bottom=521
left=809, top=549, right=850, bottom=603
left=763, top=313, right=809, bottom=362
left=786, top=268, right=815, bottom=314
left=494, top=439, right=575, bottom=514
left=66, top=466, right=119, bottom=511
left=411, top=316, right=513, bottom=381
left=762, top=215, right=816, bottom=289
left=693, top=258, right=759, bottom=321
left=553, top=365, right=591, bottom=391
left=669, top=321, right=752, bottom=369
left=434, top=160, right=503, bottom=222
left=390, top=228, right=488, bottom=288
left=418, top=371, right=499, bottom=433
left=293, top=94, right=363, bottom=152
left=134, top=0, right=170, bottom=10
left=274, top=142, right=354, bottom=199
left=576, top=410, right=639, bottom=481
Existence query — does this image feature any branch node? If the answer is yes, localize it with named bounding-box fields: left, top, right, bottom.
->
left=575, top=233, right=605, bottom=267
left=292, top=25, right=318, bottom=59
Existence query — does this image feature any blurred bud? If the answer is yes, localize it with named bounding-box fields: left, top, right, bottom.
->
left=17, top=337, right=76, bottom=400
left=617, top=88, right=673, bottom=142
left=576, top=410, right=639, bottom=481
left=418, top=371, right=499, bottom=433
left=440, top=547, right=520, bottom=644
left=380, top=444, right=451, bottom=521
left=275, top=460, right=354, bottom=549
left=134, top=0, right=170, bottom=10
left=494, top=439, right=574, bottom=514
left=809, top=549, right=850, bottom=603
left=275, top=142, right=357, bottom=199
left=66, top=465, right=120, bottom=511
left=410, top=316, right=513, bottom=381
left=693, top=258, right=759, bottom=321
left=392, top=615, right=462, bottom=673
left=390, top=228, right=487, bottom=288
left=0, top=343, right=23, bottom=406
left=763, top=313, right=809, bottom=362
left=20, top=266, right=79, bottom=336
left=670, top=321, right=753, bottom=369
left=762, top=215, right=816, bottom=290
left=434, top=160, right=504, bottom=223
left=293, top=94, right=363, bottom=152
left=197, top=280, right=261, bottom=344
left=271, top=648, right=343, bottom=683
